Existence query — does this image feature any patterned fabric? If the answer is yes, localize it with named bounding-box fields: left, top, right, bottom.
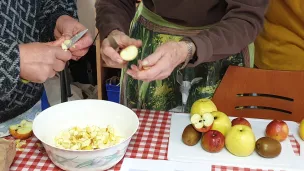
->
left=5, top=109, right=301, bottom=171
left=0, top=0, right=77, bottom=123
left=120, top=3, right=252, bottom=112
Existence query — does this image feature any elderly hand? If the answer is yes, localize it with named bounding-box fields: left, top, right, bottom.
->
left=54, top=15, right=93, bottom=60
left=127, top=41, right=193, bottom=82
left=101, top=30, right=142, bottom=67
left=19, top=38, right=72, bottom=83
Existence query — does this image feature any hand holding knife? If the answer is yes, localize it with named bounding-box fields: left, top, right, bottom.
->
left=21, top=29, right=89, bottom=85
left=61, top=29, right=89, bottom=50
left=60, top=29, right=89, bottom=103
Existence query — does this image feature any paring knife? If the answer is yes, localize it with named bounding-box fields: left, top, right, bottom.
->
left=60, top=28, right=88, bottom=103
left=21, top=29, right=89, bottom=84
left=61, top=29, right=88, bottom=50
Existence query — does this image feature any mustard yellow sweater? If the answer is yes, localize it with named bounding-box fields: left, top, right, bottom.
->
left=255, top=0, right=304, bottom=70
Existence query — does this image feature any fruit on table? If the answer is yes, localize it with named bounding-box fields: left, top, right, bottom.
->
left=182, top=124, right=202, bottom=146
left=231, top=117, right=251, bottom=128
left=255, top=137, right=282, bottom=158
left=201, top=130, right=225, bottom=153
left=299, top=119, right=304, bottom=141
left=120, top=45, right=138, bottom=61
left=190, top=98, right=217, bottom=117
left=225, top=125, right=256, bottom=157
left=210, top=111, right=231, bottom=136
left=190, top=113, right=214, bottom=133
left=9, top=120, right=33, bottom=140
left=265, top=120, right=289, bottom=142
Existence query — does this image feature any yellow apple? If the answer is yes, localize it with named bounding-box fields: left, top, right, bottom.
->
left=210, top=111, right=231, bottom=136
left=225, top=125, right=256, bottom=157
left=299, top=119, right=304, bottom=140
left=190, top=98, right=217, bottom=117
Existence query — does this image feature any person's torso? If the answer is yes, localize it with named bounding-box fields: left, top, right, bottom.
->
left=0, top=0, right=44, bottom=123
left=255, top=0, right=304, bottom=70
left=143, top=0, right=227, bottom=27
left=0, top=0, right=43, bottom=43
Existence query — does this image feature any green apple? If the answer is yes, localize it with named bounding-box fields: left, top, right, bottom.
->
left=225, top=125, right=256, bottom=157
left=190, top=98, right=217, bottom=117
left=210, top=111, right=231, bottom=136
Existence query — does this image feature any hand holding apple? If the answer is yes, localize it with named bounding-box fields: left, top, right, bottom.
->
left=265, top=120, right=289, bottom=142
left=120, top=45, right=138, bottom=61
left=201, top=130, right=225, bottom=153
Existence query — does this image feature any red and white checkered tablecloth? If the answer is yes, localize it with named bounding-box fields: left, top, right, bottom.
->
left=8, top=109, right=300, bottom=171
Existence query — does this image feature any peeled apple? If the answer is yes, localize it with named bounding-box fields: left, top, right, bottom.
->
left=120, top=45, right=138, bottom=61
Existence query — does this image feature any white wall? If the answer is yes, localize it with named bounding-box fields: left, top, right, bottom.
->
left=77, top=0, right=96, bottom=39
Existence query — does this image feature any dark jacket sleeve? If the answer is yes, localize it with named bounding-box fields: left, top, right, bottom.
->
left=0, top=38, right=20, bottom=99
left=95, top=0, right=137, bottom=40
left=185, top=0, right=269, bottom=66
left=39, top=0, right=78, bottom=42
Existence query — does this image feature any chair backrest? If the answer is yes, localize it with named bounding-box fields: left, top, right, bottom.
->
left=212, top=66, right=304, bottom=123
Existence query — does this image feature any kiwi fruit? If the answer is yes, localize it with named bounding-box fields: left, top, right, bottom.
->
left=255, top=137, right=282, bottom=158
left=182, top=124, right=201, bottom=146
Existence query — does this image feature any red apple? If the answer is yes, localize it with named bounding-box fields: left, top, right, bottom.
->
left=201, top=130, right=225, bottom=153
left=231, top=117, right=251, bottom=128
left=190, top=113, right=214, bottom=133
left=265, top=120, right=289, bottom=142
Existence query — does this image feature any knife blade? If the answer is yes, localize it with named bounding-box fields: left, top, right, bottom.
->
left=61, top=29, right=88, bottom=50
left=108, top=35, right=119, bottom=50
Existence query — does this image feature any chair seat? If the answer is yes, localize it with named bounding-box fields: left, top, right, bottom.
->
left=212, top=66, right=304, bottom=123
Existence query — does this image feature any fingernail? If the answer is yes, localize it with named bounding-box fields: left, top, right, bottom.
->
left=142, top=60, right=148, bottom=66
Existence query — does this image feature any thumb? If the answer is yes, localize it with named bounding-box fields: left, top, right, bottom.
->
left=45, top=37, right=66, bottom=47
left=142, top=50, right=163, bottom=67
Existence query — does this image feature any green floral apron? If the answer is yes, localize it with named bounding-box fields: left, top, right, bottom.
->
left=120, top=3, right=254, bottom=112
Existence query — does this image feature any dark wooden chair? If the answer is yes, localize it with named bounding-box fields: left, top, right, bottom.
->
left=212, top=66, right=304, bottom=123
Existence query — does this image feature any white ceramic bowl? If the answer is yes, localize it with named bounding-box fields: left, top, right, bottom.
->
left=33, top=100, right=139, bottom=171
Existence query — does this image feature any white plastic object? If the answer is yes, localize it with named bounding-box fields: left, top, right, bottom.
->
left=180, top=81, right=191, bottom=105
